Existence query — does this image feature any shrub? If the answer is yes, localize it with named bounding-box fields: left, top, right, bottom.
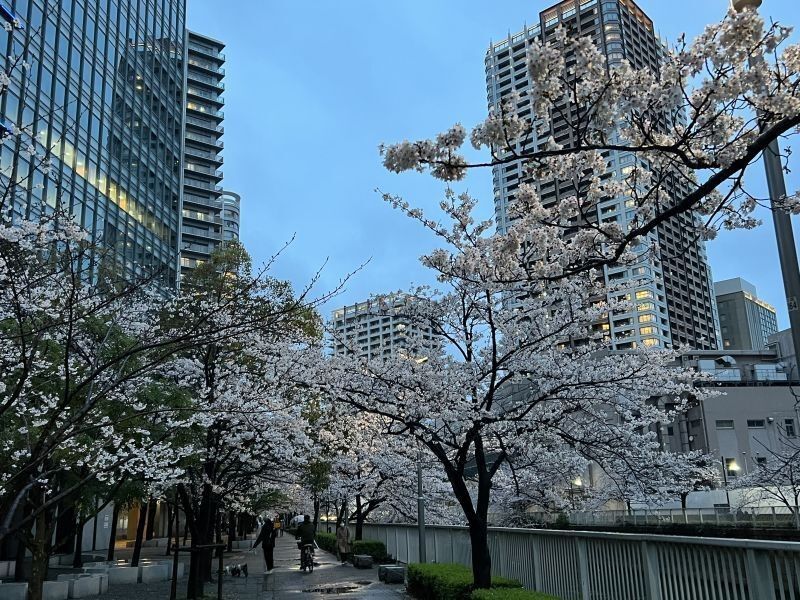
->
left=471, top=589, right=560, bottom=600
left=406, top=563, right=522, bottom=600
left=351, top=539, right=389, bottom=562
left=316, top=532, right=337, bottom=554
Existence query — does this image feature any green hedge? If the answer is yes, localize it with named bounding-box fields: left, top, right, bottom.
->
left=316, top=532, right=337, bottom=553
left=351, top=539, right=389, bottom=562
left=470, top=589, right=559, bottom=600
left=407, top=563, right=522, bottom=600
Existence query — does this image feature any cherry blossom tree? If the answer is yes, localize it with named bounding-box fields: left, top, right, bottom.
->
left=381, top=9, right=800, bottom=279
left=319, top=187, right=710, bottom=588
left=163, top=242, right=320, bottom=598
left=730, top=428, right=800, bottom=529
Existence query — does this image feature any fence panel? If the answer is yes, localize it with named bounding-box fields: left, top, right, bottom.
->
left=358, top=524, right=800, bottom=600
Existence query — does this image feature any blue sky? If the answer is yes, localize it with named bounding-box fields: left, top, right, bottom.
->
left=187, top=0, right=799, bottom=326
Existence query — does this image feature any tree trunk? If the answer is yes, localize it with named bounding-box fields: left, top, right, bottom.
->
left=313, top=494, right=320, bottom=531
left=354, top=496, right=364, bottom=541
left=467, top=517, right=491, bottom=589
left=14, top=532, right=26, bottom=582
left=145, top=499, right=158, bottom=541
left=130, top=502, right=148, bottom=567
left=107, top=503, right=120, bottom=561
left=681, top=492, right=688, bottom=511
left=227, top=511, right=236, bottom=552
left=28, top=506, right=53, bottom=600
left=72, top=509, right=85, bottom=569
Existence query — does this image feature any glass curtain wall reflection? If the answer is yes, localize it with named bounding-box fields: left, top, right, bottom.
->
left=0, top=0, right=186, bottom=288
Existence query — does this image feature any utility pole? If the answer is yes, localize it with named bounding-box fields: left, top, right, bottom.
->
left=731, top=0, right=800, bottom=375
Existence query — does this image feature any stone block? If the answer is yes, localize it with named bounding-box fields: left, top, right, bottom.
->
left=56, top=575, right=101, bottom=599
left=107, top=566, right=138, bottom=585
left=381, top=566, right=405, bottom=584
left=0, top=583, right=27, bottom=600
left=82, top=567, right=108, bottom=576
left=95, top=574, right=108, bottom=594
left=43, top=580, right=70, bottom=600
left=139, top=564, right=169, bottom=583
left=352, top=554, right=374, bottom=569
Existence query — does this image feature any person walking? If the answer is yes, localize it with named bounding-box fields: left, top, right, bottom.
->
left=336, top=523, right=351, bottom=565
left=253, top=518, right=278, bottom=574
left=274, top=515, right=283, bottom=537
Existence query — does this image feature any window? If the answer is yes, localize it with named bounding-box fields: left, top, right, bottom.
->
left=755, top=457, right=767, bottom=466
left=725, top=458, right=740, bottom=478
left=715, top=420, right=734, bottom=429
left=785, top=419, right=796, bottom=438
left=639, top=326, right=657, bottom=336
left=643, top=338, right=659, bottom=347
left=666, top=426, right=674, bottom=436
left=638, top=314, right=656, bottom=323
left=747, top=419, right=766, bottom=429
left=635, top=290, right=653, bottom=300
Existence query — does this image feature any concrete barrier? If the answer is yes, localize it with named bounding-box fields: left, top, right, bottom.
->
left=56, top=575, right=101, bottom=599
left=107, top=567, right=138, bottom=585
left=352, top=554, right=374, bottom=569
left=42, top=580, right=70, bottom=600
left=95, top=574, right=108, bottom=594
left=138, top=564, right=169, bottom=583
left=0, top=583, right=27, bottom=600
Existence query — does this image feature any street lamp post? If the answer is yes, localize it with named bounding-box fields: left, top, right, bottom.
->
left=731, top=0, right=800, bottom=374
left=417, top=453, right=426, bottom=563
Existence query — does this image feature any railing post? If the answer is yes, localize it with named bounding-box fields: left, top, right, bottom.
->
left=531, top=535, right=543, bottom=592
left=745, top=548, right=776, bottom=600
left=169, top=545, right=179, bottom=600
left=640, top=541, right=663, bottom=600
left=217, top=545, right=223, bottom=600
left=576, top=538, right=591, bottom=600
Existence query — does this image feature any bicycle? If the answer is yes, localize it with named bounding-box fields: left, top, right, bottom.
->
left=299, top=543, right=315, bottom=573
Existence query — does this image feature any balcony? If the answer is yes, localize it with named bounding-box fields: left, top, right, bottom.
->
left=185, top=116, right=224, bottom=134
left=188, top=42, right=225, bottom=62
left=184, top=145, right=222, bottom=163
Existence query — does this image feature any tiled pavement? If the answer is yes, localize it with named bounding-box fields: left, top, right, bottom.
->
left=89, top=534, right=408, bottom=599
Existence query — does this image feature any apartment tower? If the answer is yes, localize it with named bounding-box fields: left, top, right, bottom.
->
left=330, top=294, right=436, bottom=360
left=485, top=0, right=720, bottom=350
left=180, top=31, right=233, bottom=276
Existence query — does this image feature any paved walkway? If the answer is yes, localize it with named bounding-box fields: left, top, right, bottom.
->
left=93, top=534, right=407, bottom=599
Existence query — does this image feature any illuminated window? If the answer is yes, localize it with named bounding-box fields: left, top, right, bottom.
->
left=635, top=290, right=653, bottom=300
left=639, top=327, right=657, bottom=336
left=642, top=337, right=659, bottom=347
left=638, top=314, right=655, bottom=324
left=638, top=302, right=655, bottom=311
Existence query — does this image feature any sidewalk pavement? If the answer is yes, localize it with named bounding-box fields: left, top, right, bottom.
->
left=95, top=534, right=407, bottom=599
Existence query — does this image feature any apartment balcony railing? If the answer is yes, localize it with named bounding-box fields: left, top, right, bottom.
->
left=360, top=523, right=800, bottom=600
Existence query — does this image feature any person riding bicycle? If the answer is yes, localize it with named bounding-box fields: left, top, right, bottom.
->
left=295, top=514, right=316, bottom=569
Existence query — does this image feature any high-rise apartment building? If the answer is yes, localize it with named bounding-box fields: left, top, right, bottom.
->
left=485, top=0, right=720, bottom=351
left=330, top=294, right=436, bottom=360
left=0, top=0, right=187, bottom=287
left=180, top=31, right=231, bottom=276
left=715, top=278, right=778, bottom=350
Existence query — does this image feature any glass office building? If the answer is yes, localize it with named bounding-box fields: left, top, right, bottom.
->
left=0, top=0, right=187, bottom=287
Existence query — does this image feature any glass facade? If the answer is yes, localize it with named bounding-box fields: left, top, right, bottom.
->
left=0, top=0, right=186, bottom=287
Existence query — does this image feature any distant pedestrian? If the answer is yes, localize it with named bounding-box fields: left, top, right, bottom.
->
left=336, top=523, right=351, bottom=564
left=274, top=515, right=283, bottom=537
left=253, top=518, right=278, bottom=574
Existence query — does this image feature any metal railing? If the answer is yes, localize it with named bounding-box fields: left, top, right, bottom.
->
left=527, top=507, right=800, bottom=529
left=361, top=523, right=800, bottom=600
